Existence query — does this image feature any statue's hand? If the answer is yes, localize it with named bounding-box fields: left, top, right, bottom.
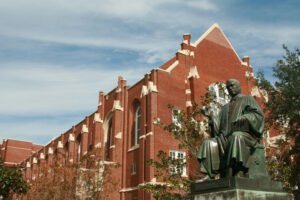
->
left=201, top=106, right=211, bottom=118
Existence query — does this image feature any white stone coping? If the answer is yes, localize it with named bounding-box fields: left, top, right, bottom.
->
left=148, top=81, right=158, bottom=93
left=69, top=133, right=75, bottom=142
left=39, top=153, right=45, bottom=159
left=140, top=85, right=148, bottom=98
left=57, top=141, right=63, bottom=148
left=94, top=142, right=101, bottom=148
left=33, top=157, right=38, bottom=164
left=48, top=147, right=53, bottom=154
left=81, top=124, right=89, bottom=133
left=128, top=144, right=139, bottom=152
left=93, top=113, right=103, bottom=123
left=186, top=101, right=192, bottom=107
left=119, top=186, right=138, bottom=192
left=113, top=100, right=124, bottom=111
left=187, top=66, right=200, bottom=79
left=115, top=132, right=122, bottom=139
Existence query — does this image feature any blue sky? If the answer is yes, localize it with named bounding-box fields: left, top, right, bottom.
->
left=0, top=0, right=299, bottom=145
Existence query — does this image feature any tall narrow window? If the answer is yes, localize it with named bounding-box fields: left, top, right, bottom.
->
left=172, top=109, right=182, bottom=128
left=169, top=150, right=186, bottom=176
left=134, top=106, right=141, bottom=146
left=109, top=121, right=113, bottom=147
left=131, top=161, right=136, bottom=175
left=77, top=142, right=81, bottom=162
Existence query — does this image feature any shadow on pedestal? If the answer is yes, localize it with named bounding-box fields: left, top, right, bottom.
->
left=191, top=177, right=294, bottom=200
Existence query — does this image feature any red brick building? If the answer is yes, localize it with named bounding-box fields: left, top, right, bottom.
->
left=1, top=139, right=43, bottom=166
left=17, top=24, right=272, bottom=199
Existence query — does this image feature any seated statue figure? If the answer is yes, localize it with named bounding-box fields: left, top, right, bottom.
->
left=197, top=79, right=265, bottom=181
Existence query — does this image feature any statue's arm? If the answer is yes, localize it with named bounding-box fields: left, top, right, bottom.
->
left=234, top=96, right=265, bottom=138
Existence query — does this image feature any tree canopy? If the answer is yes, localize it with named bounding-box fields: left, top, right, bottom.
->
left=0, top=158, right=29, bottom=199
left=257, top=45, right=300, bottom=196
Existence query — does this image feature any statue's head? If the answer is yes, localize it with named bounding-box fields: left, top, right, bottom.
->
left=226, top=79, right=241, bottom=97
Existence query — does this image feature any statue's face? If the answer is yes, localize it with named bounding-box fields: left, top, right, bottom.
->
left=226, top=80, right=241, bottom=97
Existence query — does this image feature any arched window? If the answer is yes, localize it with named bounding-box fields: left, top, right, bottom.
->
left=134, top=106, right=141, bottom=146
left=208, top=82, right=229, bottom=114
left=77, top=136, right=81, bottom=162
left=108, top=120, right=113, bottom=147
left=64, top=142, right=69, bottom=165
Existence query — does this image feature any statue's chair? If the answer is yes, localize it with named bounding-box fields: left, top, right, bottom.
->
left=246, top=143, right=269, bottom=179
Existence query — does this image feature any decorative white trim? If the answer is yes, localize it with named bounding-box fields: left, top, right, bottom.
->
left=146, top=132, right=153, bottom=137
left=177, top=49, right=194, bottom=57
left=193, top=23, right=245, bottom=66
left=33, top=157, right=38, bottom=164
left=187, top=66, right=200, bottom=79
left=186, top=89, right=191, bottom=94
left=140, top=85, right=148, bottom=98
left=109, top=145, right=115, bottom=149
left=242, top=62, right=248, bottom=66
left=93, top=113, right=103, bottom=123
left=245, top=71, right=254, bottom=77
left=165, top=60, right=179, bottom=73
left=48, top=147, right=53, bottom=155
left=148, top=81, right=158, bottom=93
left=97, top=160, right=117, bottom=165
left=98, top=102, right=102, bottom=106
left=4, top=146, right=32, bottom=151
left=40, top=153, right=45, bottom=160
left=251, top=86, right=261, bottom=98
left=186, top=101, right=192, bottom=107
left=139, top=135, right=146, bottom=139
left=69, top=133, right=75, bottom=142
left=119, top=186, right=138, bottom=192
left=113, top=100, right=124, bottom=111
left=69, top=159, right=74, bottom=163
left=26, top=162, right=31, bottom=168
left=115, top=132, right=122, bottom=139
left=259, top=89, right=269, bottom=102
left=4, top=161, right=17, bottom=165
left=57, top=141, right=63, bottom=149
left=153, top=118, right=160, bottom=125
left=116, top=88, right=121, bottom=93
left=94, top=142, right=101, bottom=148
left=81, top=124, right=89, bottom=133
left=128, top=145, right=139, bottom=152
left=182, top=40, right=188, bottom=45
left=105, top=95, right=109, bottom=100
left=1, top=147, right=5, bottom=150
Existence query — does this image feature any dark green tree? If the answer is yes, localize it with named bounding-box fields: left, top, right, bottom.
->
left=140, top=103, right=210, bottom=200
left=0, top=158, right=29, bottom=199
left=257, top=45, right=300, bottom=197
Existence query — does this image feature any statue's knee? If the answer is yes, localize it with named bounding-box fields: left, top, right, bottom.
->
left=232, top=131, right=243, bottom=138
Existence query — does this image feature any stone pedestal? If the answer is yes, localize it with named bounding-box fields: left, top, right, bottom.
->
left=191, top=177, right=293, bottom=200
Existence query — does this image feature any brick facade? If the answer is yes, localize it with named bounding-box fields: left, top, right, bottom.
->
left=9, top=24, right=278, bottom=199
left=0, top=139, right=43, bottom=166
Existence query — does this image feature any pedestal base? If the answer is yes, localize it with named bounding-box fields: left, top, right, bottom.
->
left=191, top=177, right=293, bottom=200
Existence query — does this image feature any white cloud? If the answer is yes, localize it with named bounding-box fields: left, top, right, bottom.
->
left=0, top=63, right=148, bottom=116
left=186, top=0, right=219, bottom=11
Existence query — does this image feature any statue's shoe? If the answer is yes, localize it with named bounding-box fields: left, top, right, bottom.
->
left=195, top=175, right=211, bottom=183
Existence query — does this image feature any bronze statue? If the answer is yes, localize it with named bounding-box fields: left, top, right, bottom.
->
left=197, top=79, right=266, bottom=181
